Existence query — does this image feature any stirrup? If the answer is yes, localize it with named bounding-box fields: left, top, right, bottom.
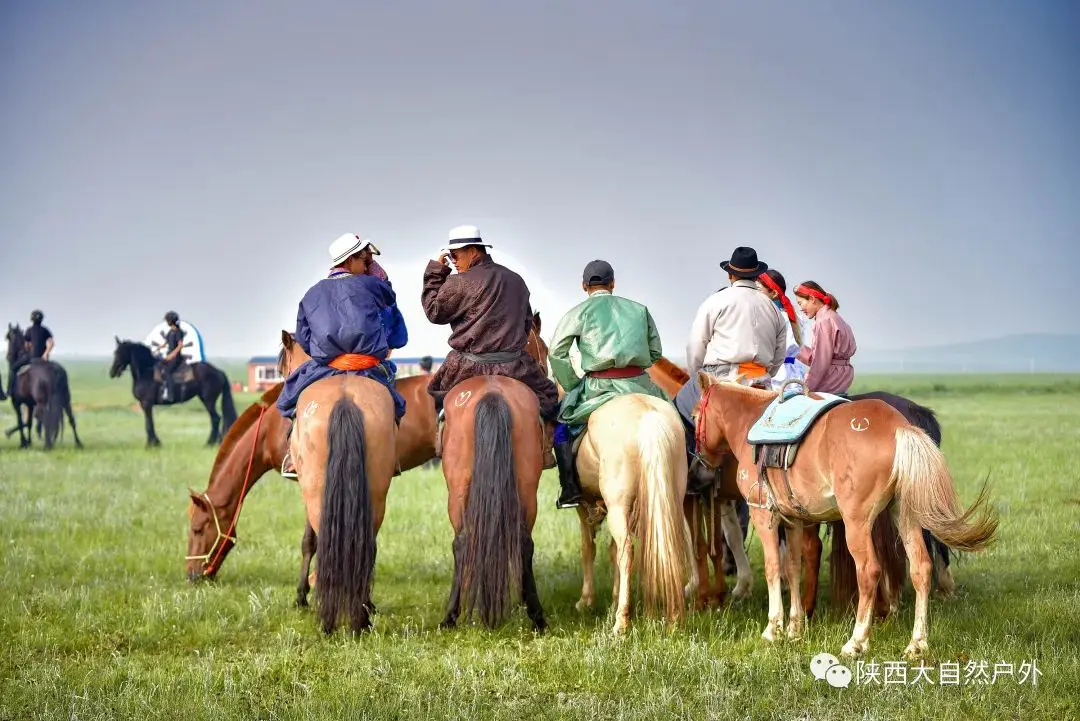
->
left=281, top=451, right=298, bottom=480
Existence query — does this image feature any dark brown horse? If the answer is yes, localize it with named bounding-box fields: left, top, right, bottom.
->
left=5, top=324, right=82, bottom=450
left=109, top=338, right=237, bottom=447
left=438, top=375, right=547, bottom=632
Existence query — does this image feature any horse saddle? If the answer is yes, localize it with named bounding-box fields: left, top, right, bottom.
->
left=154, top=363, right=195, bottom=385
left=745, top=383, right=849, bottom=514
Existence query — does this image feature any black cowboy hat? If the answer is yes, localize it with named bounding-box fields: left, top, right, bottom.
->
left=720, top=247, right=768, bottom=279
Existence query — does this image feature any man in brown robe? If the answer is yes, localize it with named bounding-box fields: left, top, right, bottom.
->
left=422, top=224, right=559, bottom=468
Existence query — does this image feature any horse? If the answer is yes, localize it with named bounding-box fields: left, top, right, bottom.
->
left=278, top=332, right=398, bottom=634
left=438, top=374, right=547, bottom=632
left=185, top=348, right=439, bottom=605
left=692, top=373, right=997, bottom=658
left=109, top=338, right=237, bottom=446
left=5, top=324, right=82, bottom=450
left=572, top=393, right=691, bottom=634
left=647, top=356, right=957, bottom=617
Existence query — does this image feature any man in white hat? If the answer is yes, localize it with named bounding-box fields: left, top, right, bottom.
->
left=276, top=233, right=408, bottom=478
left=421, top=224, right=561, bottom=468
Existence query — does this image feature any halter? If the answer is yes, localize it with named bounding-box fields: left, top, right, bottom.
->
left=185, top=403, right=268, bottom=576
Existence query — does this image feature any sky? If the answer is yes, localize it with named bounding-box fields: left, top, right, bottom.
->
left=2, top=1, right=1077, bottom=360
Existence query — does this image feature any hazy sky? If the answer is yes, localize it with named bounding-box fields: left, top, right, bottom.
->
left=3, top=1, right=1077, bottom=360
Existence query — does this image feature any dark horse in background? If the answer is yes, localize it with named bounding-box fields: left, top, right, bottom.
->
left=109, top=338, right=237, bottom=447
left=5, top=324, right=82, bottom=450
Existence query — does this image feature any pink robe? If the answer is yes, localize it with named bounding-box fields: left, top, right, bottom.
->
left=796, top=307, right=856, bottom=394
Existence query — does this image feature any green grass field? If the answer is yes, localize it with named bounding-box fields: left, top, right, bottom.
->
left=2, top=363, right=1079, bottom=720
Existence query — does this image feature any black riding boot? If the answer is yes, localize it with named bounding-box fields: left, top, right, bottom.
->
left=554, top=439, right=581, bottom=510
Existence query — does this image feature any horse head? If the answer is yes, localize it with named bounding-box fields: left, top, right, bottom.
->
left=109, top=337, right=132, bottom=378
left=6, top=323, right=26, bottom=364
left=185, top=488, right=231, bottom=582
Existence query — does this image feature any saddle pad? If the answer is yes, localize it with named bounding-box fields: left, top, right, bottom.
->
left=747, top=391, right=849, bottom=445
left=154, top=365, right=195, bottom=384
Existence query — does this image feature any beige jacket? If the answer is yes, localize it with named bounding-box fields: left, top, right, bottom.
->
left=686, top=280, right=788, bottom=376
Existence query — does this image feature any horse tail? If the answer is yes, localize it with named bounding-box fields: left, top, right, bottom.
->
left=892, top=425, right=997, bottom=552
left=220, top=372, right=238, bottom=433
left=316, top=397, right=375, bottom=634
left=460, top=392, right=523, bottom=628
left=634, top=407, right=689, bottom=622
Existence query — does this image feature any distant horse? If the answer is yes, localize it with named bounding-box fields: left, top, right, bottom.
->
left=109, top=338, right=237, bottom=446
left=279, top=332, right=397, bottom=634
left=693, top=374, right=997, bottom=658
left=5, top=324, right=82, bottom=450
left=572, top=393, right=691, bottom=634
left=438, top=375, right=547, bottom=632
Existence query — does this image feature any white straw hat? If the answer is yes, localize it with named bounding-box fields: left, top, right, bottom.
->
left=329, top=233, right=381, bottom=265
left=444, top=224, right=493, bottom=251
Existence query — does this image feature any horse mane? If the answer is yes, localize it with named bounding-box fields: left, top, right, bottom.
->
left=208, top=384, right=284, bottom=480
left=652, top=356, right=690, bottom=384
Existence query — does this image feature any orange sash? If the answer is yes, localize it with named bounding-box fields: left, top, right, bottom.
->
left=328, top=354, right=380, bottom=371
left=738, top=361, right=768, bottom=377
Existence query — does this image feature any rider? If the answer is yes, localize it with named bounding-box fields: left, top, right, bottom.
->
left=159, top=311, right=185, bottom=403
left=547, top=260, right=669, bottom=509
left=757, top=269, right=811, bottom=391
left=793, top=280, right=856, bottom=395
left=7, top=310, right=55, bottom=399
left=277, top=233, right=408, bottom=479
left=421, top=224, right=560, bottom=469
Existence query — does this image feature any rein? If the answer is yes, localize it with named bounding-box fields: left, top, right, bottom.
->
left=186, top=403, right=268, bottom=576
left=693, top=383, right=717, bottom=471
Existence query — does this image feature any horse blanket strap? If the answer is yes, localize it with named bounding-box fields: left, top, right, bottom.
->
left=586, top=366, right=644, bottom=379
left=461, top=350, right=524, bottom=364
left=328, top=353, right=380, bottom=371
left=749, top=452, right=811, bottom=519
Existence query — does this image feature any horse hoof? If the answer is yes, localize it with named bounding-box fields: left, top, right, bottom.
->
left=761, top=619, right=783, bottom=643
left=731, top=582, right=752, bottom=600
left=786, top=618, right=805, bottom=640
left=439, top=618, right=457, bottom=630
left=295, top=596, right=309, bottom=609
left=575, top=598, right=593, bottom=613
left=532, top=618, right=548, bottom=634
left=903, top=640, right=929, bottom=660
left=840, top=639, right=868, bottom=658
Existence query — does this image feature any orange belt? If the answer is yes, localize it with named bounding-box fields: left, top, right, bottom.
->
left=738, top=361, right=768, bottom=377
left=328, top=354, right=380, bottom=371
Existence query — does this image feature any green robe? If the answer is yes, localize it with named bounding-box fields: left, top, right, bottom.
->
left=549, top=291, right=669, bottom=427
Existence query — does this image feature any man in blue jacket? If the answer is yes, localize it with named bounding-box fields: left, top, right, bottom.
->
left=276, top=233, right=408, bottom=478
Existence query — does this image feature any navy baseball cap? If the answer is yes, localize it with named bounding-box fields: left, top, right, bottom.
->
left=582, top=260, right=615, bottom=286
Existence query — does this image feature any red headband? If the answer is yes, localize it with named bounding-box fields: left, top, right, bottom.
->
left=759, top=273, right=797, bottom=322
left=795, top=284, right=832, bottom=306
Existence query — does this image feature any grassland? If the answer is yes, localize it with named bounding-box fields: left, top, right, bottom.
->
left=1, top=363, right=1078, bottom=720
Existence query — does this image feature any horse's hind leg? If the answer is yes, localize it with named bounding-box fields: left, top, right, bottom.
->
left=296, top=521, right=317, bottom=608
left=839, top=517, right=881, bottom=658
left=928, top=532, right=956, bottom=597
left=720, top=501, right=753, bottom=599
left=802, top=523, right=823, bottom=619
left=65, top=401, right=83, bottom=449
left=440, top=534, right=465, bottom=629
left=897, top=510, right=933, bottom=659
left=575, top=507, right=598, bottom=612
left=201, top=394, right=221, bottom=445
left=521, top=531, right=547, bottom=633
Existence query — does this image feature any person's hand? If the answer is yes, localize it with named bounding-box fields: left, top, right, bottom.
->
left=436, top=251, right=451, bottom=267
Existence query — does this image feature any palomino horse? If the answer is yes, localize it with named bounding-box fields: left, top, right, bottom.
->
left=438, top=375, right=547, bottom=631
left=278, top=332, right=397, bottom=634
left=693, top=374, right=997, bottom=658
left=573, top=393, right=690, bottom=634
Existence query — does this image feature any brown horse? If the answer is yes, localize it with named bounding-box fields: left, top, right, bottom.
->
left=693, top=374, right=997, bottom=658
left=438, top=375, right=547, bottom=631
left=277, top=332, right=398, bottom=635
left=185, top=335, right=440, bottom=597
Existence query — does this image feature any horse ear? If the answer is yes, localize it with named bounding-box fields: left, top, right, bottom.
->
left=697, top=370, right=714, bottom=391
left=189, top=488, right=209, bottom=509
left=533, top=311, right=541, bottom=333
left=280, top=329, right=292, bottom=348
left=115, top=336, right=121, bottom=345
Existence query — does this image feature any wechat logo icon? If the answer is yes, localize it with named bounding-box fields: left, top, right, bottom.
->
left=811, top=653, right=853, bottom=688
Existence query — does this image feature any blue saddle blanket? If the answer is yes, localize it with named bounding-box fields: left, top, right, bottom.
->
left=747, top=390, right=850, bottom=445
